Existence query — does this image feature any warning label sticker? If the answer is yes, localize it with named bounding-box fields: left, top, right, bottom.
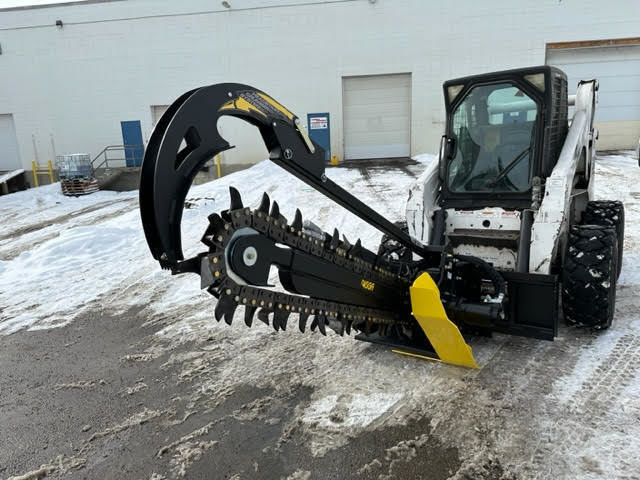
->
left=310, top=117, right=328, bottom=129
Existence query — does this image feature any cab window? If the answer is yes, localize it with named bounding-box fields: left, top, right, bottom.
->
left=448, top=83, right=538, bottom=193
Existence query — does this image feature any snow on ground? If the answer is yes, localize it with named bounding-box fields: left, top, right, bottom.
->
left=0, top=185, right=140, bottom=332
left=1, top=151, right=639, bottom=479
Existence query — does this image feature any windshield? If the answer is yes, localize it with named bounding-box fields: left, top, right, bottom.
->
left=447, top=83, right=538, bottom=193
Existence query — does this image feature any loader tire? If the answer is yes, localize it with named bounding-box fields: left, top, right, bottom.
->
left=582, top=200, right=624, bottom=278
left=562, top=224, right=618, bottom=329
left=378, top=221, right=412, bottom=263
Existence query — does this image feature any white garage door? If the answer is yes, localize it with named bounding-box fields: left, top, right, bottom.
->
left=343, top=74, right=411, bottom=160
left=0, top=114, right=21, bottom=171
left=547, top=44, right=640, bottom=149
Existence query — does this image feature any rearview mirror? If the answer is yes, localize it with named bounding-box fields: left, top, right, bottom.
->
left=438, top=135, right=456, bottom=180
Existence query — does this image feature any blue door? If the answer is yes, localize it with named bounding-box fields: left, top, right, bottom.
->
left=307, top=113, right=330, bottom=162
left=120, top=120, right=144, bottom=167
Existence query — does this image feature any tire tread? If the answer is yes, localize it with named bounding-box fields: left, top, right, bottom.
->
left=562, top=224, right=618, bottom=329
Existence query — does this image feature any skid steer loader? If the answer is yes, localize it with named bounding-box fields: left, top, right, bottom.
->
left=139, top=65, right=624, bottom=368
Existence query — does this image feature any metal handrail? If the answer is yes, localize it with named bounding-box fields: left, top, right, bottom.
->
left=92, top=145, right=144, bottom=170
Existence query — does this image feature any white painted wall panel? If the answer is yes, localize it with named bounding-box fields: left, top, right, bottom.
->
left=343, top=74, right=411, bottom=159
left=0, top=114, right=21, bottom=170
left=0, top=0, right=639, bottom=172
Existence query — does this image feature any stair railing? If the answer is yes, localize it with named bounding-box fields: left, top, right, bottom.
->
left=91, top=145, right=143, bottom=170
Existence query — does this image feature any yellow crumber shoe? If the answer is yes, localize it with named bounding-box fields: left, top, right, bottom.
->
left=407, top=273, right=479, bottom=368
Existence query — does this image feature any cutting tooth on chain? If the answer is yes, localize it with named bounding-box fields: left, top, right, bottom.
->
left=258, top=192, right=270, bottom=214
left=338, top=317, right=346, bottom=336
left=299, top=311, right=310, bottom=333
left=292, top=209, right=303, bottom=231
left=272, top=307, right=281, bottom=331
left=330, top=228, right=340, bottom=250
left=257, top=308, right=271, bottom=326
left=274, top=308, right=290, bottom=331
left=214, top=293, right=238, bottom=324
left=244, top=305, right=257, bottom=327
left=270, top=201, right=280, bottom=219
left=207, top=212, right=225, bottom=230
left=224, top=307, right=237, bottom=325
left=342, top=234, right=352, bottom=251
left=229, top=186, right=244, bottom=210
left=351, top=239, right=363, bottom=258
left=202, top=214, right=226, bottom=246
left=317, top=314, right=327, bottom=336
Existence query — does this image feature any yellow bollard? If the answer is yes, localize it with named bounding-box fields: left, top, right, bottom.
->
left=215, top=154, right=222, bottom=178
left=31, top=160, right=39, bottom=187
left=47, top=160, right=54, bottom=183
left=330, top=155, right=339, bottom=166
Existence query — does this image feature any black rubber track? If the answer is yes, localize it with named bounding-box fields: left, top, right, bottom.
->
left=562, top=224, right=618, bottom=329
left=582, top=200, right=624, bottom=278
left=377, top=221, right=413, bottom=263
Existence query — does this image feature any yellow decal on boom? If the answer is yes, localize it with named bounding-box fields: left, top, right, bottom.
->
left=361, top=279, right=375, bottom=291
left=219, top=97, right=267, bottom=117
left=257, top=92, right=294, bottom=120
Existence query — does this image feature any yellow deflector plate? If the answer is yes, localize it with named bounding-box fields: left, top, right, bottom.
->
left=407, top=273, right=479, bottom=368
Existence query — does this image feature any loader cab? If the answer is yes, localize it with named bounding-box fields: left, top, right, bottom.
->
left=439, top=66, right=568, bottom=209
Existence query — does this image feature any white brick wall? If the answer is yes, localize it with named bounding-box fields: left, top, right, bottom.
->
left=1, top=0, right=639, bottom=171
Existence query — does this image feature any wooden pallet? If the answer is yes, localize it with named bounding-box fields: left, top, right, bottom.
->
left=60, top=178, right=100, bottom=196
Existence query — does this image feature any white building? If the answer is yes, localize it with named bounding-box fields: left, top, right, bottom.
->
left=1, top=0, right=639, bottom=184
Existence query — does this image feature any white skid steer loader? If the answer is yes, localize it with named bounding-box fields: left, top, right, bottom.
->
left=404, top=66, right=624, bottom=335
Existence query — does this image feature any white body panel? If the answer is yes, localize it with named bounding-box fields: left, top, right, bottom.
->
left=445, top=208, right=521, bottom=270
left=529, top=81, right=597, bottom=274
left=453, top=244, right=518, bottom=270
left=406, top=158, right=440, bottom=244
left=446, top=208, right=522, bottom=232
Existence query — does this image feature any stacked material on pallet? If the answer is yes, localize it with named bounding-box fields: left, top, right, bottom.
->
left=56, top=153, right=99, bottom=196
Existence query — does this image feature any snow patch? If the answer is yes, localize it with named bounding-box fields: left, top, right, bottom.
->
left=0, top=220, right=147, bottom=334
left=302, top=393, right=402, bottom=429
